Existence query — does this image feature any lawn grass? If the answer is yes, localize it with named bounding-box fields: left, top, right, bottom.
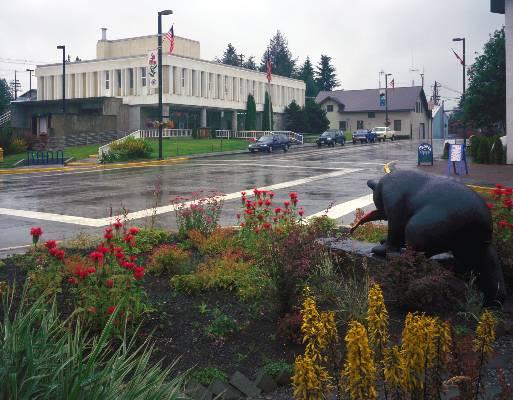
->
left=0, top=138, right=250, bottom=168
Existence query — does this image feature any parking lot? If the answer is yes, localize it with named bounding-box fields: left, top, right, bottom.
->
left=0, top=139, right=425, bottom=254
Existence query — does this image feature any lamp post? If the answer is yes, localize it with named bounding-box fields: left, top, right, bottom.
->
left=385, top=73, right=392, bottom=127
left=453, top=37, right=466, bottom=147
left=26, top=69, right=34, bottom=97
left=157, top=9, right=173, bottom=160
left=57, top=45, right=66, bottom=114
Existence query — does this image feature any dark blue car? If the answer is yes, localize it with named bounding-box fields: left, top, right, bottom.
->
left=352, top=129, right=377, bottom=144
left=248, top=134, right=289, bottom=153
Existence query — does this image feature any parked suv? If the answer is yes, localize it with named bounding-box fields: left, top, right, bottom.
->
left=248, top=134, right=289, bottom=153
left=352, top=129, right=377, bottom=144
left=371, top=127, right=395, bottom=142
left=317, top=130, right=345, bottom=147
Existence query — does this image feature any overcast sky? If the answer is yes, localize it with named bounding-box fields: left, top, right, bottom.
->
left=0, top=0, right=505, bottom=109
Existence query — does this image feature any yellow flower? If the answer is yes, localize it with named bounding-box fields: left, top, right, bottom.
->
left=367, top=283, right=389, bottom=358
left=473, top=309, right=495, bottom=361
left=383, top=345, right=402, bottom=392
left=342, top=320, right=378, bottom=400
left=292, top=353, right=331, bottom=400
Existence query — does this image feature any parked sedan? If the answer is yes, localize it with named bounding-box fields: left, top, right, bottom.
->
left=317, top=130, right=345, bottom=147
left=248, top=135, right=289, bottom=153
left=352, top=129, right=377, bottom=144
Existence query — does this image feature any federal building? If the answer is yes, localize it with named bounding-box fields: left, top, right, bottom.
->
left=11, top=29, right=306, bottom=139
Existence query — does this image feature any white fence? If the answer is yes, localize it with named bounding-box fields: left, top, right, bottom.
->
left=98, top=128, right=193, bottom=159
left=215, top=130, right=303, bottom=144
left=0, top=110, right=11, bottom=127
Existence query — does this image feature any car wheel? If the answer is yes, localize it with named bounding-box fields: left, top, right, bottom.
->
left=268, top=146, right=273, bottom=153
left=283, top=146, right=288, bottom=153
left=391, top=136, right=395, bottom=141
left=317, top=143, right=321, bottom=148
left=341, top=141, right=345, bottom=146
left=249, top=149, right=255, bottom=153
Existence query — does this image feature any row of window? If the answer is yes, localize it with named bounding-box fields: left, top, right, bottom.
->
left=338, top=120, right=402, bottom=131
left=326, top=105, right=376, bottom=119
left=105, top=68, right=146, bottom=90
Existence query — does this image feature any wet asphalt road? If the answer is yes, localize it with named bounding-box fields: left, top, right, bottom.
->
left=0, top=139, right=429, bottom=254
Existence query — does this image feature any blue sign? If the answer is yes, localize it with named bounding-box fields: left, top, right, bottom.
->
left=418, top=143, right=433, bottom=166
left=379, top=92, right=385, bottom=107
left=447, top=144, right=469, bottom=176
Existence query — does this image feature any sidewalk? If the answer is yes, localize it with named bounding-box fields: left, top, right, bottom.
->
left=418, top=159, right=513, bottom=187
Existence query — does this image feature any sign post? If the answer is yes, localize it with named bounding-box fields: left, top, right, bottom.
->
left=447, top=143, right=469, bottom=176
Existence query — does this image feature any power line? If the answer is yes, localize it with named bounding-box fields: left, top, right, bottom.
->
left=0, top=57, right=49, bottom=65
left=439, top=84, right=462, bottom=95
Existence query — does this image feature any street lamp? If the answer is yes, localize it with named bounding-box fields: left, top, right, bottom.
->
left=385, top=73, right=392, bottom=127
left=452, top=37, right=466, bottom=147
left=26, top=68, right=34, bottom=97
left=157, top=9, right=173, bottom=160
left=57, top=45, right=66, bottom=114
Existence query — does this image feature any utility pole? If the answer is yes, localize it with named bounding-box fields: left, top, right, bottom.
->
left=11, top=70, right=20, bottom=100
left=26, top=69, right=34, bottom=96
left=385, top=73, right=392, bottom=127
left=157, top=9, right=173, bottom=160
left=239, top=54, right=244, bottom=68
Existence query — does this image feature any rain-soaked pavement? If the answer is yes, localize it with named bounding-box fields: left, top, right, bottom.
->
left=0, top=139, right=435, bottom=254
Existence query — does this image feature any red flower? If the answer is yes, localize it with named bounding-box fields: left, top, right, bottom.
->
left=53, top=249, right=65, bottom=261
left=493, top=188, right=503, bottom=197
left=123, top=234, right=134, bottom=243
left=105, top=227, right=113, bottom=234
left=253, top=188, right=260, bottom=197
left=105, top=279, right=114, bottom=288
left=258, top=199, right=264, bottom=206
left=115, top=252, right=125, bottom=261
left=496, top=184, right=504, bottom=189
left=97, top=245, right=109, bottom=254
left=30, top=227, right=43, bottom=237
left=254, top=228, right=260, bottom=234
left=264, top=199, right=272, bottom=206
left=104, top=232, right=113, bottom=240
left=487, top=202, right=494, bottom=210
left=133, top=266, right=145, bottom=280
left=44, top=240, right=57, bottom=249
left=498, top=220, right=509, bottom=229
left=67, top=277, right=78, bottom=285
left=504, top=187, right=513, bottom=196
left=113, top=219, right=123, bottom=231
left=245, top=209, right=254, bottom=215
left=73, top=265, right=87, bottom=279
left=269, top=191, right=274, bottom=198
left=130, top=255, right=136, bottom=262
left=236, top=213, right=241, bottom=219
left=128, top=227, right=140, bottom=235
left=107, top=306, right=117, bottom=314
left=86, top=267, right=96, bottom=275
left=299, top=209, right=305, bottom=216
left=257, top=213, right=264, bottom=220
left=90, top=251, right=104, bottom=263
left=284, top=201, right=290, bottom=208
left=289, top=192, right=298, bottom=199
left=263, top=222, right=271, bottom=229
left=274, top=207, right=282, bottom=214
left=241, top=191, right=246, bottom=196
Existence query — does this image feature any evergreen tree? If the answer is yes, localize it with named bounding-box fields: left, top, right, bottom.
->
left=284, top=100, right=305, bottom=132
left=259, top=31, right=297, bottom=78
left=315, top=55, right=339, bottom=91
left=298, top=57, right=319, bottom=98
left=303, top=98, right=329, bottom=134
left=218, top=43, right=240, bottom=66
left=245, top=94, right=257, bottom=130
left=243, top=56, right=257, bottom=70
left=0, top=78, right=13, bottom=114
left=263, top=91, right=274, bottom=130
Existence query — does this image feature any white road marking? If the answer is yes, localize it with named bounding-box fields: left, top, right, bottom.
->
left=305, top=194, right=374, bottom=220
left=189, top=163, right=348, bottom=170
left=0, top=168, right=361, bottom=227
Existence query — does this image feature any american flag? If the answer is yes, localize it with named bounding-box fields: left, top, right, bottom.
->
left=166, top=25, right=175, bottom=54
left=451, top=48, right=464, bottom=66
left=266, top=52, right=272, bottom=83
left=389, top=79, right=395, bottom=89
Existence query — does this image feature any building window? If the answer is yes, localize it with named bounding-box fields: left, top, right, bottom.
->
left=339, top=121, right=347, bottom=131
left=129, top=69, right=134, bottom=89
left=357, top=120, right=364, bottom=129
left=368, top=112, right=375, bottom=118
left=394, top=120, right=402, bottom=131
left=117, top=70, right=121, bottom=89
left=141, top=68, right=146, bottom=87
left=326, top=105, right=334, bottom=112
left=105, top=71, right=110, bottom=89
left=181, top=69, right=186, bottom=88
left=225, top=76, right=229, bottom=95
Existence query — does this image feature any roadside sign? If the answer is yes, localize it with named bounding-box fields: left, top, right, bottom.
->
left=417, top=143, right=433, bottom=166
left=447, top=144, right=469, bottom=176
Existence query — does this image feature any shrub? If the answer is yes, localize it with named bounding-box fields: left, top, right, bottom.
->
left=277, top=311, right=303, bottom=344
left=0, top=287, right=185, bottom=400
left=0, top=126, right=13, bottom=154
left=205, top=309, right=240, bottom=339
left=9, top=137, right=27, bottom=154
left=172, top=191, right=224, bottom=239
left=307, top=215, right=338, bottom=236
left=490, top=136, right=505, bottom=164
left=107, top=137, right=152, bottom=161
left=191, top=367, right=228, bottom=386
left=187, top=227, right=236, bottom=256
left=147, top=244, right=191, bottom=276
left=131, top=228, right=173, bottom=253
left=262, top=361, right=293, bottom=378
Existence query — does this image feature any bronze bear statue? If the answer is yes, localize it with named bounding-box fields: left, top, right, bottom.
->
left=351, top=170, right=506, bottom=305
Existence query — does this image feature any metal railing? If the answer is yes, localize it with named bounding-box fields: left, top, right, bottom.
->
left=215, top=130, right=303, bottom=144
left=0, top=110, right=11, bottom=127
left=98, top=128, right=193, bottom=159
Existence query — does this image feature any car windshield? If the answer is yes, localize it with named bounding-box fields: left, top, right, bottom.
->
left=257, top=136, right=273, bottom=142
left=321, top=131, right=334, bottom=137
left=375, top=128, right=385, bottom=132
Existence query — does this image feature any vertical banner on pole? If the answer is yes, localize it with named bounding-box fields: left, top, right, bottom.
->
left=148, top=50, right=158, bottom=89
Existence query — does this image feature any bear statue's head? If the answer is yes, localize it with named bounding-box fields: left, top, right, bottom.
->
left=349, top=178, right=387, bottom=234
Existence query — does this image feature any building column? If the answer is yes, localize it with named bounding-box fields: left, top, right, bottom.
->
left=168, top=66, right=173, bottom=95
left=200, top=107, right=207, bottom=128
left=506, top=0, right=513, bottom=163
left=232, top=110, right=238, bottom=131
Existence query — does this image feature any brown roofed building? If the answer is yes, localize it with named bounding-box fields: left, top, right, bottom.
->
left=315, top=86, right=432, bottom=139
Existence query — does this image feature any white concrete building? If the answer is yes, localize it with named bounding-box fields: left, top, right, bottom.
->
left=13, top=29, right=305, bottom=138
